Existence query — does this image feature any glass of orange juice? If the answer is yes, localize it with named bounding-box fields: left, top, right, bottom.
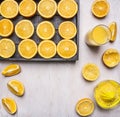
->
left=85, top=25, right=111, bottom=46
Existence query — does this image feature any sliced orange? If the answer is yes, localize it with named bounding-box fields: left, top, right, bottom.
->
left=109, top=22, right=117, bottom=42
left=76, top=98, right=95, bottom=116
left=57, top=40, right=77, bottom=59
left=2, top=97, right=17, bottom=115
left=15, top=20, right=34, bottom=39
left=2, top=64, right=21, bottom=77
left=102, top=48, right=120, bottom=68
left=0, top=19, right=14, bottom=37
left=0, top=38, right=15, bottom=58
left=19, top=0, right=36, bottom=17
left=18, top=39, right=37, bottom=59
left=36, top=21, right=55, bottom=40
left=82, top=63, right=100, bottom=81
left=0, top=0, right=18, bottom=19
left=58, top=21, right=77, bottom=39
left=37, top=0, right=57, bottom=18
left=38, top=40, right=56, bottom=59
left=92, top=0, right=110, bottom=18
left=58, top=0, right=78, bottom=19
left=7, top=79, right=25, bottom=96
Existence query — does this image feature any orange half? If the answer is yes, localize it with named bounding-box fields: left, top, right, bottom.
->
left=58, top=0, right=78, bottom=19
left=0, top=0, right=18, bottom=19
left=92, top=0, right=110, bottom=18
left=19, top=0, right=36, bottom=17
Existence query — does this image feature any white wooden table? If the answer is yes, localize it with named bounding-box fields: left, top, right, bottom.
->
left=0, top=0, right=120, bottom=117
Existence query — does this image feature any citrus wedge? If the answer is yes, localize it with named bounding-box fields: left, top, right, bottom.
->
left=37, top=0, right=57, bottom=18
left=82, top=63, right=100, bottom=81
left=38, top=40, right=56, bottom=59
left=7, top=79, right=25, bottom=96
left=2, top=64, right=21, bottom=77
left=109, top=22, right=117, bottom=42
left=0, top=0, right=18, bottom=19
left=18, top=39, right=37, bottom=59
left=102, top=48, right=120, bottom=68
left=76, top=98, right=95, bottom=116
left=36, top=21, right=55, bottom=40
left=15, top=20, right=34, bottom=39
left=19, top=0, right=36, bottom=17
left=0, top=38, right=15, bottom=58
left=0, top=19, right=14, bottom=37
left=58, top=0, right=78, bottom=19
left=57, top=40, right=77, bottom=59
left=92, top=0, right=110, bottom=18
left=2, top=97, right=17, bottom=115
left=58, top=21, right=77, bottom=39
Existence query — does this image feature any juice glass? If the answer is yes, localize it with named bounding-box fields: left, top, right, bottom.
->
left=85, top=25, right=111, bottom=46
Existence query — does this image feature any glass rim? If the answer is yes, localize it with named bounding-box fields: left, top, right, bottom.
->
left=91, top=24, right=112, bottom=45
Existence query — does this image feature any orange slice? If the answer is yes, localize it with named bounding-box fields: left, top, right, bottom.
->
left=18, top=39, right=37, bottom=59
left=38, top=40, right=56, bottom=59
left=15, top=20, right=34, bottom=39
left=2, top=97, right=17, bottom=115
left=109, top=22, right=117, bottom=42
left=37, top=0, right=57, bottom=18
left=0, top=0, right=18, bottom=19
left=57, top=40, right=77, bottom=59
left=19, top=0, right=36, bottom=17
left=102, top=48, right=120, bottom=68
left=36, top=21, right=55, bottom=40
left=0, top=19, right=14, bottom=37
left=58, top=0, right=78, bottom=19
left=76, top=98, right=95, bottom=116
left=92, top=0, right=110, bottom=18
left=82, top=63, right=100, bottom=81
left=2, top=64, right=21, bottom=77
left=0, top=38, right=15, bottom=58
left=7, top=79, right=25, bottom=96
left=58, top=21, right=77, bottom=39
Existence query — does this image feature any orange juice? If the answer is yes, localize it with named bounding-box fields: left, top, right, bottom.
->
left=86, top=25, right=111, bottom=46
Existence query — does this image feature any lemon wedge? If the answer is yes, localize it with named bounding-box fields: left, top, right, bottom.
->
left=7, top=79, right=25, bottom=96
left=2, top=97, right=17, bottom=114
left=2, top=64, right=21, bottom=77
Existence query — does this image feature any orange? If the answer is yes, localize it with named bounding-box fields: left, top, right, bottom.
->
left=82, top=63, right=100, bottom=81
left=2, top=64, right=21, bottom=77
left=58, top=0, right=78, bottom=19
left=58, top=21, right=77, bottom=39
left=92, top=0, right=110, bottom=18
left=109, top=22, right=117, bottom=42
left=76, top=98, right=95, bottom=116
left=0, top=0, right=18, bottom=19
left=2, top=97, right=17, bottom=115
left=18, top=39, right=37, bottom=59
left=15, top=20, right=34, bottom=39
left=0, top=19, right=14, bottom=37
left=37, top=0, right=57, bottom=18
left=57, top=40, right=77, bottom=59
left=0, top=38, right=15, bottom=58
left=19, top=0, right=36, bottom=17
left=38, top=40, right=56, bottom=59
left=7, top=79, right=25, bottom=96
left=36, top=21, right=55, bottom=40
left=102, top=48, right=120, bottom=68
